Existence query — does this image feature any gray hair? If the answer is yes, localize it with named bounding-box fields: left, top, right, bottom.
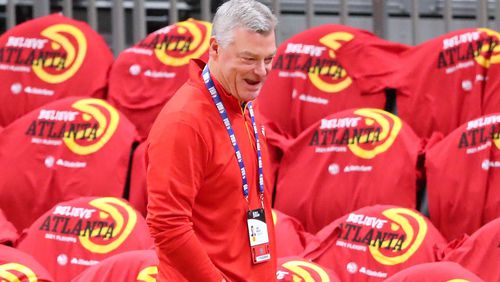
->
left=212, top=0, right=278, bottom=47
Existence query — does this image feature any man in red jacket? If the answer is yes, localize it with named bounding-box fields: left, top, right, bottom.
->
left=146, top=0, right=278, bottom=281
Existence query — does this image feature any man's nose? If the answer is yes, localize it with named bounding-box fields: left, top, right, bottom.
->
left=254, top=60, right=267, bottom=77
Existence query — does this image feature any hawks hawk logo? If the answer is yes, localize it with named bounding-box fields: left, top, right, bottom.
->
left=309, top=32, right=354, bottom=93
left=475, top=28, right=500, bottom=68
left=32, top=23, right=87, bottom=83
left=348, top=109, right=402, bottom=159
left=63, top=99, right=120, bottom=155
left=280, top=260, right=332, bottom=282
left=368, top=208, right=428, bottom=265
left=79, top=197, right=138, bottom=254
left=0, top=263, right=39, bottom=281
left=153, top=20, right=211, bottom=67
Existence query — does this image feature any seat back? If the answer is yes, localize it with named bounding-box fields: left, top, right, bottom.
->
left=302, top=205, right=446, bottom=282
left=0, top=14, right=113, bottom=127
left=426, top=113, right=500, bottom=241
left=0, top=245, right=54, bottom=282
left=107, top=19, right=211, bottom=140
left=16, top=197, right=154, bottom=281
left=392, top=28, right=499, bottom=138
left=0, top=97, right=139, bottom=232
left=274, top=108, right=421, bottom=233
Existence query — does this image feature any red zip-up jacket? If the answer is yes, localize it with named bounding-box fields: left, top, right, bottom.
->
left=146, top=59, right=277, bottom=281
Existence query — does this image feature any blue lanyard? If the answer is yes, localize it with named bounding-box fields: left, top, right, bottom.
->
left=202, top=65, right=265, bottom=202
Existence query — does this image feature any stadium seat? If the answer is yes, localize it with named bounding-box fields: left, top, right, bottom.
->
left=255, top=24, right=409, bottom=185
left=276, top=256, right=341, bottom=282
left=384, top=261, right=484, bottom=282
left=425, top=113, right=500, bottom=241
left=272, top=209, right=316, bottom=258
left=0, top=209, right=18, bottom=246
left=108, top=18, right=211, bottom=140
left=390, top=28, right=499, bottom=138
left=71, top=250, right=186, bottom=282
left=302, top=205, right=446, bottom=282
left=128, top=141, right=148, bottom=217
left=16, top=196, right=154, bottom=281
left=438, top=213, right=500, bottom=281
left=0, top=97, right=140, bottom=232
left=0, top=13, right=113, bottom=127
left=274, top=108, right=421, bottom=233
left=0, top=244, right=54, bottom=282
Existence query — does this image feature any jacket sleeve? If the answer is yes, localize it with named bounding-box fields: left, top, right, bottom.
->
left=146, top=115, right=223, bottom=281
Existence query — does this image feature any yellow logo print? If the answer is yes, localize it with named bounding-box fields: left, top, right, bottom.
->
left=281, top=260, right=331, bottom=282
left=309, top=32, right=354, bottom=93
left=79, top=197, right=137, bottom=254
left=63, top=98, right=119, bottom=156
left=137, top=266, right=158, bottom=282
left=475, top=28, right=500, bottom=68
left=154, top=20, right=211, bottom=67
left=0, top=263, right=38, bottom=282
left=271, top=209, right=278, bottom=225
left=348, top=109, right=402, bottom=159
left=369, top=208, right=428, bottom=265
left=33, top=24, right=87, bottom=83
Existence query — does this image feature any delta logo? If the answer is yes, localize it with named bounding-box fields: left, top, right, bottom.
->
left=2, top=23, right=87, bottom=83
left=39, top=197, right=137, bottom=254
left=277, top=259, right=333, bottom=282
left=0, top=263, right=39, bottom=281
left=137, top=19, right=211, bottom=67
left=336, top=208, right=428, bottom=266
left=26, top=98, right=120, bottom=155
left=310, top=108, right=402, bottom=159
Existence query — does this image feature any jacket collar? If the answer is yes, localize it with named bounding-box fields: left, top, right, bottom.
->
left=189, top=59, right=243, bottom=114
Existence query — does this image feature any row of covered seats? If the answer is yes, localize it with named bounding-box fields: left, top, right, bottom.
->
left=2, top=201, right=498, bottom=281
left=272, top=108, right=500, bottom=242
left=253, top=23, right=500, bottom=242
left=0, top=13, right=499, bottom=281
left=274, top=205, right=500, bottom=281
left=0, top=14, right=212, bottom=232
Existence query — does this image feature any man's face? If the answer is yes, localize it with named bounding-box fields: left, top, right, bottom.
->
left=211, top=27, right=276, bottom=102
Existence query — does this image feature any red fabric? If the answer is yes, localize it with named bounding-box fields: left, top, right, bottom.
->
left=129, top=141, right=148, bottom=217
left=384, top=261, right=484, bottom=282
left=0, top=97, right=139, bottom=232
left=0, top=209, right=19, bottom=246
left=71, top=250, right=185, bottom=282
left=302, top=205, right=446, bottom=282
left=16, top=197, right=154, bottom=281
left=272, top=209, right=315, bottom=258
left=276, top=256, right=341, bottom=282
left=0, top=209, right=18, bottom=246
left=0, top=13, right=113, bottom=127
left=0, top=245, right=54, bottom=282
left=439, top=217, right=500, bottom=282
left=425, top=113, right=500, bottom=241
left=108, top=19, right=211, bottom=140
left=274, top=108, right=420, bottom=233
left=392, top=28, right=498, bottom=138
left=483, top=29, right=500, bottom=115
left=146, top=59, right=277, bottom=281
left=255, top=24, right=408, bottom=185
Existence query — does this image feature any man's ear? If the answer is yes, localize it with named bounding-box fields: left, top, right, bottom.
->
left=209, top=37, right=219, bottom=59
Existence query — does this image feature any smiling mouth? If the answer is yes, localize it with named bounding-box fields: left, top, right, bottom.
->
left=244, top=79, right=260, bottom=86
